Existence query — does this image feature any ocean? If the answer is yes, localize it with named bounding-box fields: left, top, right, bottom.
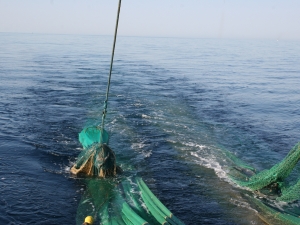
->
left=0, top=33, right=299, bottom=224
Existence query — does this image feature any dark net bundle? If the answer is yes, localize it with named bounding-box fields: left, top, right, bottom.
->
left=71, top=143, right=117, bottom=177
left=71, top=127, right=117, bottom=177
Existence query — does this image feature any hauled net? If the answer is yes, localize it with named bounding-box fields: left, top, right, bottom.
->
left=70, top=126, right=117, bottom=177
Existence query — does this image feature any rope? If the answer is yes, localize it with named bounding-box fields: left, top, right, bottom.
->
left=100, top=0, right=122, bottom=143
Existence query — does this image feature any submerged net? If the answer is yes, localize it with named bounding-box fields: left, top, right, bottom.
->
left=247, top=196, right=300, bottom=225
left=224, top=149, right=256, bottom=172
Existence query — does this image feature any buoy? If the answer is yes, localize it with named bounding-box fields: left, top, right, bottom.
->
left=83, top=216, right=94, bottom=225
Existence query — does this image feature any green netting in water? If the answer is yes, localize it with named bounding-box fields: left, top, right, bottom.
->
left=79, top=126, right=109, bottom=149
left=245, top=196, right=300, bottom=225
left=224, top=149, right=256, bottom=172
left=230, top=142, right=300, bottom=195
left=226, top=142, right=300, bottom=224
left=277, top=177, right=300, bottom=202
left=75, top=177, right=185, bottom=225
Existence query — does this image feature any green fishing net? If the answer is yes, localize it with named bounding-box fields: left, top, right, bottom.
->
left=79, top=126, right=109, bottom=149
left=71, top=143, right=117, bottom=177
left=224, top=149, right=256, bottom=172
left=247, top=196, right=300, bottom=225
left=71, top=127, right=116, bottom=177
left=226, top=142, right=300, bottom=224
left=75, top=177, right=185, bottom=225
left=277, top=177, right=300, bottom=202
left=230, top=142, right=300, bottom=196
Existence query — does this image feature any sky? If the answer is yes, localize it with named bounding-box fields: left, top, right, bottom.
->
left=0, top=0, right=300, bottom=40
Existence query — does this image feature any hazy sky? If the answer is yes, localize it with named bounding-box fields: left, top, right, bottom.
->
left=0, top=0, right=299, bottom=40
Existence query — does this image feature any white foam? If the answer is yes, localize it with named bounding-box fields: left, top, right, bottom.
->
left=130, top=142, right=152, bottom=158
left=142, top=114, right=151, bottom=119
left=190, top=151, right=256, bottom=190
left=64, top=166, right=70, bottom=172
left=191, top=151, right=227, bottom=179
left=131, top=142, right=146, bottom=149
left=142, top=150, right=152, bottom=158
left=229, top=197, right=257, bottom=213
left=163, top=129, right=177, bottom=134
left=166, top=139, right=177, bottom=144
left=110, top=118, right=117, bottom=124
left=184, top=142, right=206, bottom=149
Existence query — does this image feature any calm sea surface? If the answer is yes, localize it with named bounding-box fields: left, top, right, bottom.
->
left=0, top=33, right=300, bottom=224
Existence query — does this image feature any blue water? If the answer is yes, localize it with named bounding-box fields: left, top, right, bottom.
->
left=0, top=32, right=300, bottom=224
